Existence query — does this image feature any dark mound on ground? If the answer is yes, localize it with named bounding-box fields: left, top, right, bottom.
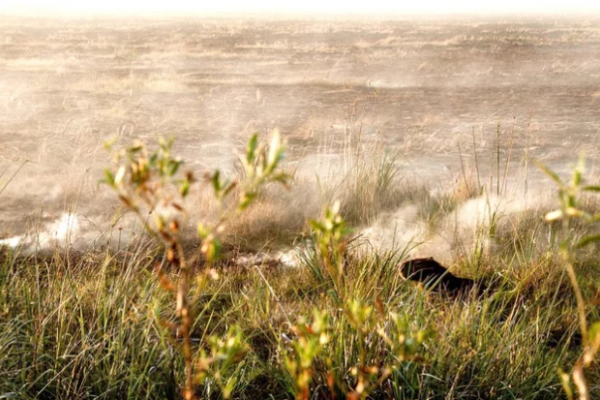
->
left=399, top=257, right=479, bottom=295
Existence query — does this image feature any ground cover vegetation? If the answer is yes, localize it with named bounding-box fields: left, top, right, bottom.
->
left=2, top=129, right=600, bottom=400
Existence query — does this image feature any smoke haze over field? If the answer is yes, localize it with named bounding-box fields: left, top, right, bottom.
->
left=3, top=0, right=600, bottom=17
left=1, top=14, right=600, bottom=254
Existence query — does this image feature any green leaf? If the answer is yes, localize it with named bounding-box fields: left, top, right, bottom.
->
left=583, top=185, right=600, bottom=192
left=212, top=171, right=222, bottom=193
left=206, top=238, right=222, bottom=262
left=159, top=136, right=174, bottom=152
left=180, top=179, right=190, bottom=197
left=149, top=153, right=158, bottom=166
left=576, top=234, right=600, bottom=249
left=246, top=134, right=258, bottom=164
left=272, top=172, right=290, bottom=187
left=589, top=322, right=600, bottom=356
left=103, top=136, right=117, bottom=150
left=167, top=159, right=182, bottom=177
left=534, top=159, right=563, bottom=186
left=129, top=144, right=143, bottom=154
left=574, top=154, right=586, bottom=186
left=238, top=192, right=257, bottom=211
left=309, top=220, right=325, bottom=233
left=588, top=322, right=600, bottom=343
left=197, top=223, right=210, bottom=239
left=103, top=169, right=115, bottom=187
left=574, top=168, right=583, bottom=186
left=327, top=289, right=340, bottom=303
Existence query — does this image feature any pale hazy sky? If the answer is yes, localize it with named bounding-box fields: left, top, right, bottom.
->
left=3, top=0, right=600, bottom=17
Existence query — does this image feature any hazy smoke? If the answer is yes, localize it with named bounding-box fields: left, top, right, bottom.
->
left=360, top=192, right=547, bottom=265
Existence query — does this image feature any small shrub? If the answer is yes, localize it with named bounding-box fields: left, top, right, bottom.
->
left=104, top=131, right=288, bottom=399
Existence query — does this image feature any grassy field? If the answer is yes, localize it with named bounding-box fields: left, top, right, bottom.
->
left=2, top=133, right=600, bottom=400
left=3, top=15, right=600, bottom=400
